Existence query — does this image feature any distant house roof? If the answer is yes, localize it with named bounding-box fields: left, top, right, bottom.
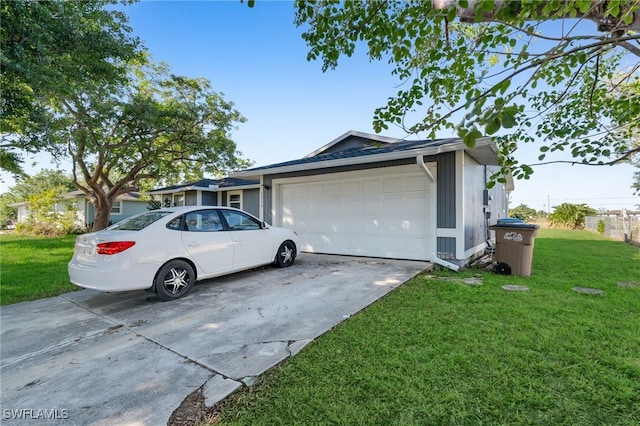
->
left=9, top=190, right=143, bottom=207
left=147, top=177, right=260, bottom=195
left=233, top=134, right=498, bottom=179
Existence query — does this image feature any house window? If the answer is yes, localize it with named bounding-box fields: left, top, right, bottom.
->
left=227, top=191, right=242, bottom=210
left=173, top=193, right=185, bottom=207
left=111, top=201, right=122, bottom=215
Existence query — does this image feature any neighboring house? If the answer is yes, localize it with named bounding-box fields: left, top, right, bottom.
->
left=231, top=130, right=511, bottom=268
left=11, top=190, right=147, bottom=228
left=146, top=177, right=261, bottom=217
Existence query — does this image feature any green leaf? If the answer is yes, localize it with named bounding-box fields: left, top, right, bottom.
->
left=577, top=0, right=591, bottom=13
left=502, top=113, right=516, bottom=128
left=485, top=118, right=501, bottom=135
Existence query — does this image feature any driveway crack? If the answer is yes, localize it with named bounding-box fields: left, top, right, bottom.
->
left=56, top=295, right=231, bottom=379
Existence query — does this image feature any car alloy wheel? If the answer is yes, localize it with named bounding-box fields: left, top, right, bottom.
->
left=155, top=260, right=195, bottom=301
left=275, top=241, right=296, bottom=268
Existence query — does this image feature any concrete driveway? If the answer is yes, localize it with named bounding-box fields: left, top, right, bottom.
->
left=1, top=253, right=428, bottom=425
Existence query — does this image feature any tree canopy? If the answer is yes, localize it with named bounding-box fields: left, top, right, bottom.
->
left=44, top=60, right=248, bottom=230
left=1, top=0, right=141, bottom=175
left=548, top=202, right=598, bottom=229
left=2, top=1, right=250, bottom=231
left=293, top=0, right=640, bottom=183
left=509, top=203, right=538, bottom=222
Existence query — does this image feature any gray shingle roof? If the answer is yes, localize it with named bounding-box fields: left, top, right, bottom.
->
left=243, top=138, right=456, bottom=173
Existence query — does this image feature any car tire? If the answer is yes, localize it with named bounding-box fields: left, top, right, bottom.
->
left=274, top=240, right=296, bottom=268
left=155, top=260, right=195, bottom=301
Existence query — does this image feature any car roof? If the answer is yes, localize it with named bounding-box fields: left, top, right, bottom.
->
left=157, top=206, right=243, bottom=213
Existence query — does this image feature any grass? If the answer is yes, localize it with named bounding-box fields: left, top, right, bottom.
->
left=213, top=229, right=640, bottom=425
left=0, top=233, right=78, bottom=305
left=1, top=230, right=638, bottom=424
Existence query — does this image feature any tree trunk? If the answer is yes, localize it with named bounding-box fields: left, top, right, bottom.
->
left=91, top=194, right=114, bottom=231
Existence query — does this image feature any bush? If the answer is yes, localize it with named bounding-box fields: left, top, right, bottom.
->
left=548, top=203, right=598, bottom=229
left=597, top=219, right=605, bottom=234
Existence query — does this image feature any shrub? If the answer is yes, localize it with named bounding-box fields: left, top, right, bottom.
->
left=548, top=203, right=598, bottom=229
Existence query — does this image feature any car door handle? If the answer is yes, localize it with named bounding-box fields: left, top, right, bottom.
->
left=233, top=239, right=244, bottom=244
left=186, top=242, right=200, bottom=247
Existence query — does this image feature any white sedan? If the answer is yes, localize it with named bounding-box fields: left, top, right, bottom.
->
left=68, top=206, right=299, bottom=301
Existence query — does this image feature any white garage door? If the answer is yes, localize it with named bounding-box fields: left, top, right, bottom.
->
left=276, top=165, right=434, bottom=261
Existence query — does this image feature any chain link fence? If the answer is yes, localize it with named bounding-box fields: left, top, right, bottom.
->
left=585, top=215, right=640, bottom=246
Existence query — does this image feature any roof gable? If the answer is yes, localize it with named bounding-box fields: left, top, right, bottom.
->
left=305, top=130, right=401, bottom=158
left=232, top=132, right=498, bottom=179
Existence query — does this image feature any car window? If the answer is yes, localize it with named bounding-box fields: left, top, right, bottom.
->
left=220, top=210, right=261, bottom=231
left=109, top=211, right=173, bottom=231
left=166, top=217, right=183, bottom=231
left=184, top=210, right=224, bottom=232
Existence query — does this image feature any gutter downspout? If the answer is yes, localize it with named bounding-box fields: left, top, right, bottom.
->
left=416, top=155, right=460, bottom=271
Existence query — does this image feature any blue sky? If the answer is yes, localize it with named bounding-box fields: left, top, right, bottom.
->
left=2, top=0, right=638, bottom=211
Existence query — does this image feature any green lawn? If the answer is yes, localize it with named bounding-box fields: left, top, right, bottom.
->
left=213, top=230, right=640, bottom=425
left=0, top=233, right=78, bottom=305
left=1, top=230, right=639, bottom=425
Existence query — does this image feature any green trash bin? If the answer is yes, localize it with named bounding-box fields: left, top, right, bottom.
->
left=489, top=220, right=539, bottom=277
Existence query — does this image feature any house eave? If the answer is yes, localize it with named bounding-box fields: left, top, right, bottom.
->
left=233, top=137, right=496, bottom=179
left=145, top=184, right=260, bottom=195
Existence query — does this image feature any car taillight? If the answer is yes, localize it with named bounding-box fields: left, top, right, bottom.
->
left=96, top=241, right=135, bottom=255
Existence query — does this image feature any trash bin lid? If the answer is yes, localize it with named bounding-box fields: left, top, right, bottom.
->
left=497, top=218, right=524, bottom=226
left=491, top=222, right=539, bottom=229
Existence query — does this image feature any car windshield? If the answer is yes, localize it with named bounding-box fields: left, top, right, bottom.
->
left=109, top=211, right=173, bottom=231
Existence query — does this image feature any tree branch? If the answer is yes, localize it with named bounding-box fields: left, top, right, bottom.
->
left=411, top=35, right=640, bottom=134
left=619, top=40, right=640, bottom=56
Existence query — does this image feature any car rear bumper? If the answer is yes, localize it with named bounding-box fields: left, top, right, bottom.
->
left=68, top=259, right=158, bottom=292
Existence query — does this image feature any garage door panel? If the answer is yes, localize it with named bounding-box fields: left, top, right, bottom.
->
left=308, top=218, right=324, bottom=233
left=363, top=179, right=382, bottom=194
left=383, top=217, right=429, bottom=235
left=323, top=198, right=341, bottom=212
left=405, top=175, right=429, bottom=191
left=277, top=166, right=433, bottom=261
left=383, top=177, right=404, bottom=193
left=382, top=195, right=407, bottom=214
left=342, top=197, right=362, bottom=215
left=325, top=183, right=341, bottom=196
left=362, top=218, right=383, bottom=233
left=308, top=184, right=324, bottom=197
left=362, top=197, right=383, bottom=212
left=330, top=217, right=363, bottom=233
left=343, top=181, right=361, bottom=195
left=404, top=193, right=431, bottom=212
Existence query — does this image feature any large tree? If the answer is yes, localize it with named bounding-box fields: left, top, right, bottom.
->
left=33, top=60, right=249, bottom=231
left=3, top=1, right=249, bottom=231
left=1, top=0, right=141, bottom=175
left=293, top=0, right=640, bottom=183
